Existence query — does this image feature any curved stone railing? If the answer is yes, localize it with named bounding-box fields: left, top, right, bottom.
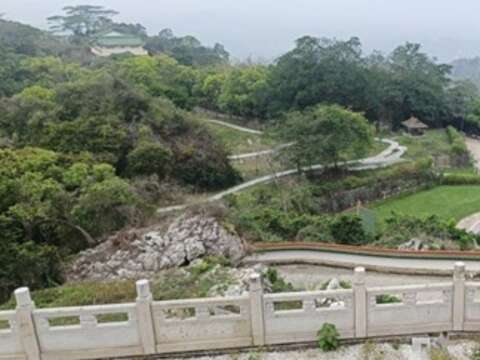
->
left=1, top=264, right=475, bottom=359
left=245, top=242, right=480, bottom=275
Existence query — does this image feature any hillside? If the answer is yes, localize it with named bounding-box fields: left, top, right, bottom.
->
left=2, top=8, right=480, bottom=312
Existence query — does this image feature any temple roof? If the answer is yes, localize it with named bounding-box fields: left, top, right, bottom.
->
left=94, top=32, right=145, bottom=48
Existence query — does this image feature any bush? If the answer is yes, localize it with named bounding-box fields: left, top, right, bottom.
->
left=264, top=268, right=295, bottom=293
left=442, top=173, right=480, bottom=185
left=380, top=214, right=479, bottom=250
left=317, top=323, right=340, bottom=352
left=72, top=177, right=142, bottom=236
left=330, top=215, right=370, bottom=245
left=447, top=126, right=468, bottom=153
left=172, top=126, right=241, bottom=190
left=0, top=240, right=63, bottom=303
left=376, top=294, right=401, bottom=304
left=126, top=142, right=172, bottom=178
left=471, top=345, right=480, bottom=360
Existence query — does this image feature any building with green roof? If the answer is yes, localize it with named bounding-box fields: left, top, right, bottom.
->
left=91, top=31, right=148, bottom=57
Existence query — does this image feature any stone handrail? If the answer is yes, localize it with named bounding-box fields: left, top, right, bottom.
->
left=251, top=242, right=480, bottom=260
left=0, top=263, right=477, bottom=360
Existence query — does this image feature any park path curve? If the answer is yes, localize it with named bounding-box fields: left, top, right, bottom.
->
left=457, top=213, right=480, bottom=237
left=157, top=137, right=407, bottom=214
left=244, top=249, right=480, bottom=275
left=206, top=118, right=264, bottom=135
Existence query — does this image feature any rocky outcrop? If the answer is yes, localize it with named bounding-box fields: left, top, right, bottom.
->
left=67, top=215, right=246, bottom=281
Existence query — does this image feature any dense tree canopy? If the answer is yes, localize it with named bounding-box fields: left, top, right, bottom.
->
left=145, top=28, right=229, bottom=66
left=278, top=105, right=373, bottom=169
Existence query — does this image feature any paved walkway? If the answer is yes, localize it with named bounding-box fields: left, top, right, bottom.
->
left=206, top=118, right=264, bottom=135
left=244, top=249, right=480, bottom=275
left=228, top=143, right=294, bottom=161
left=457, top=212, right=480, bottom=236
left=157, top=138, right=407, bottom=213
left=465, top=137, right=480, bottom=172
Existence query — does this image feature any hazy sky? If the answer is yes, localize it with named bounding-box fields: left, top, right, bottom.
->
left=3, top=0, right=480, bottom=62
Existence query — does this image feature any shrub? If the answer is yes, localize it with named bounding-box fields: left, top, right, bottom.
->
left=330, top=215, right=370, bottom=245
left=430, top=348, right=454, bottom=360
left=317, top=323, right=340, bottom=352
left=376, top=294, right=401, bottom=304
left=126, top=142, right=173, bottom=178
left=381, top=214, right=479, bottom=250
left=172, top=127, right=241, bottom=190
left=442, top=173, right=480, bottom=185
left=471, top=345, right=480, bottom=360
left=0, top=240, right=63, bottom=303
left=264, top=268, right=295, bottom=293
left=72, top=177, right=142, bottom=236
left=446, top=126, right=468, bottom=154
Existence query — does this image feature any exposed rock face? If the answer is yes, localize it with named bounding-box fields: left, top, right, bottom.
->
left=68, top=215, right=246, bottom=281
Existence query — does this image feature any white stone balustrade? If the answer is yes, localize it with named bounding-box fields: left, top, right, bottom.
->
left=0, top=263, right=476, bottom=360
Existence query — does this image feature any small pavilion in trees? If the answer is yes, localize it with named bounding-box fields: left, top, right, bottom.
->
left=402, top=116, right=429, bottom=136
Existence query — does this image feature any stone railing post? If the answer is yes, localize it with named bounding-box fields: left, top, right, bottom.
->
left=15, top=287, right=41, bottom=360
left=453, top=262, right=466, bottom=331
left=249, top=273, right=266, bottom=346
left=136, top=280, right=156, bottom=354
left=353, top=267, right=367, bottom=338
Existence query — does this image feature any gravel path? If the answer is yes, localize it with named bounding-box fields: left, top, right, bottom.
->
left=457, top=212, right=480, bottom=235
left=466, top=137, right=480, bottom=172
left=167, top=341, right=477, bottom=360
left=244, top=249, right=480, bottom=274
left=457, top=137, right=480, bottom=236
left=273, top=264, right=450, bottom=289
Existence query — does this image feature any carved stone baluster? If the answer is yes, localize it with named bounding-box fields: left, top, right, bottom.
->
left=403, top=292, right=417, bottom=306
left=196, top=306, right=209, bottom=320
left=80, top=314, right=97, bottom=329
left=264, top=301, right=275, bottom=317
left=303, top=299, right=316, bottom=313
left=466, top=288, right=476, bottom=305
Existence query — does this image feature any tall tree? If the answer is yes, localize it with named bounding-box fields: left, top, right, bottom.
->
left=278, top=105, right=373, bottom=170
left=145, top=28, right=230, bottom=66
left=268, top=36, right=368, bottom=116
left=47, top=5, right=118, bottom=40
left=383, top=43, right=451, bottom=128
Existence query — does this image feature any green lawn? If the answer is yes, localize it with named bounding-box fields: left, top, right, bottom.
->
left=395, top=129, right=452, bottom=161
left=371, top=185, right=480, bottom=224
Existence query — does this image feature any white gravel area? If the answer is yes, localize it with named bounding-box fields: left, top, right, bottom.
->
left=168, top=341, right=478, bottom=360
left=272, top=264, right=450, bottom=290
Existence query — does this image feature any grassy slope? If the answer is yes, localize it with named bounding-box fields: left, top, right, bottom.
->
left=395, top=129, right=453, bottom=161
left=0, top=261, right=234, bottom=310
left=205, top=122, right=276, bottom=154
left=372, top=185, right=480, bottom=223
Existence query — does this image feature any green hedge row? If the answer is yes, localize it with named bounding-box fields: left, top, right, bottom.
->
left=446, top=126, right=469, bottom=156
left=441, top=173, right=480, bottom=185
